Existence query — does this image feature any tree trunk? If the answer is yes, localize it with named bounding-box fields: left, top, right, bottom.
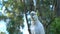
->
left=56, top=0, right=60, bottom=16
left=30, top=0, right=34, bottom=11
left=23, top=0, right=31, bottom=34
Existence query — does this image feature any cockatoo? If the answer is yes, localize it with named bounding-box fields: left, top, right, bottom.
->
left=30, top=11, right=45, bottom=34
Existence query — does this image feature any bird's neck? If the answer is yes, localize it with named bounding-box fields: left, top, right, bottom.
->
left=31, top=18, right=39, bottom=25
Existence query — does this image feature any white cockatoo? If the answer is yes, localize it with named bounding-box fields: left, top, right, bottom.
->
left=30, top=11, right=45, bottom=34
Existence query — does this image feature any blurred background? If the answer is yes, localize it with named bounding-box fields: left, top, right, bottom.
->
left=0, top=0, right=60, bottom=34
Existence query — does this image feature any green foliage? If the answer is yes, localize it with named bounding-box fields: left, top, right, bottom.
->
left=0, top=15, right=7, bottom=20
left=50, top=17, right=60, bottom=34
left=3, top=0, right=24, bottom=34
left=55, top=18, right=60, bottom=34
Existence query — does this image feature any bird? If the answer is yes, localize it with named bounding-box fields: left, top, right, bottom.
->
left=30, top=11, right=45, bottom=34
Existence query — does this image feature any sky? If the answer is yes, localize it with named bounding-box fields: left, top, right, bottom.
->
left=0, top=1, right=8, bottom=33
left=0, top=20, right=9, bottom=34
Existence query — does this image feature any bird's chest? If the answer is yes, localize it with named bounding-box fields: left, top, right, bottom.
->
left=30, top=24, right=39, bottom=32
left=35, top=24, right=40, bottom=31
left=30, top=21, right=40, bottom=30
left=30, top=25, right=35, bottom=31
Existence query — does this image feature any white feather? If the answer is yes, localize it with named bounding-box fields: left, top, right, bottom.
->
left=30, top=11, right=45, bottom=34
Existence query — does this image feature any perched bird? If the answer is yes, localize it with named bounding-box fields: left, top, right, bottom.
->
left=30, top=11, right=45, bottom=34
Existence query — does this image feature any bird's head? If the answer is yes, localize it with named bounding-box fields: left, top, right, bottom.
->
left=30, top=11, right=38, bottom=21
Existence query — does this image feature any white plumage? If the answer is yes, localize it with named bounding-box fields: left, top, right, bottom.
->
left=30, top=11, right=45, bottom=34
